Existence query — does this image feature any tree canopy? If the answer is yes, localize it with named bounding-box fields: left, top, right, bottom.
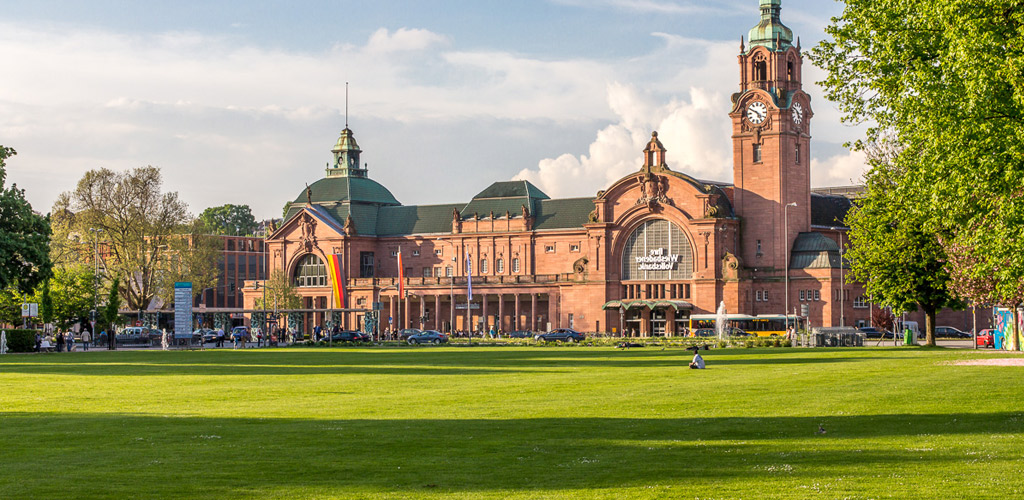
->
left=199, top=204, right=258, bottom=236
left=810, top=1, right=1024, bottom=309
left=53, top=166, right=219, bottom=311
left=0, top=146, right=52, bottom=294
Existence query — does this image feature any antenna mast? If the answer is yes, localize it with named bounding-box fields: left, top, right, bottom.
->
left=345, top=82, right=349, bottom=128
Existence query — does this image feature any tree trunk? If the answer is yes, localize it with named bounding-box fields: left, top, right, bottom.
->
left=925, top=307, right=936, bottom=347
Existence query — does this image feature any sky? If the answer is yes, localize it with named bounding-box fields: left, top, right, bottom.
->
left=0, top=0, right=863, bottom=221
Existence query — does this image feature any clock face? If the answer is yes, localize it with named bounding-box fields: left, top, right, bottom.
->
left=746, top=101, right=768, bottom=124
left=792, top=102, right=804, bottom=125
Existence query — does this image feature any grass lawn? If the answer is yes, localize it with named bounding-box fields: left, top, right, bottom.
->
left=1, top=345, right=1022, bottom=499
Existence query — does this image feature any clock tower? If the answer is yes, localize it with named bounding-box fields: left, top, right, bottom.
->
left=730, top=0, right=812, bottom=272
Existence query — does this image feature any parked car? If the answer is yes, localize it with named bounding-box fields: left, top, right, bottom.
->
left=690, top=328, right=716, bottom=337
left=396, top=328, right=422, bottom=340
left=535, top=328, right=585, bottom=343
left=116, top=327, right=163, bottom=344
left=506, top=330, right=534, bottom=338
left=976, top=329, right=995, bottom=348
left=328, top=330, right=371, bottom=343
left=407, top=330, right=448, bottom=344
left=934, top=326, right=971, bottom=339
left=859, top=327, right=894, bottom=339
left=202, top=329, right=223, bottom=343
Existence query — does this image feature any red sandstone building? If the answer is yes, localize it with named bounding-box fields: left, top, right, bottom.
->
left=244, top=1, right=969, bottom=337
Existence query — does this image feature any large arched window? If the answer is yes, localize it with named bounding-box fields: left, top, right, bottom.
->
left=294, top=254, right=327, bottom=287
left=621, top=219, right=693, bottom=281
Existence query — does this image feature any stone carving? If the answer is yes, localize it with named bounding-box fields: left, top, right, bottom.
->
left=453, top=207, right=460, bottom=222
left=721, top=252, right=741, bottom=281
left=305, top=183, right=312, bottom=205
left=588, top=209, right=599, bottom=223
left=521, top=204, right=530, bottom=219
left=636, top=172, right=671, bottom=208
left=300, top=213, right=317, bottom=252
left=572, top=256, right=589, bottom=275
left=344, top=214, right=356, bottom=236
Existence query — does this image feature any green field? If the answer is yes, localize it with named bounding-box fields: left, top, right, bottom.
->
left=1, top=346, right=1022, bottom=499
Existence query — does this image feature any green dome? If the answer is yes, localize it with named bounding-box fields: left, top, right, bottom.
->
left=294, top=176, right=400, bottom=206
left=748, top=0, right=793, bottom=51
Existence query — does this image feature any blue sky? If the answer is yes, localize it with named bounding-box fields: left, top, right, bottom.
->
left=0, top=0, right=861, bottom=220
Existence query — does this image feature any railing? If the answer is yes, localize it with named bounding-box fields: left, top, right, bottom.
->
left=350, top=274, right=575, bottom=288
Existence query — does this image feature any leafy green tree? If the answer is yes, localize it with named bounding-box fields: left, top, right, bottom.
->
left=102, top=277, right=121, bottom=350
left=0, top=146, right=52, bottom=294
left=844, top=139, right=961, bottom=346
left=254, top=270, right=302, bottom=311
left=45, top=265, right=97, bottom=329
left=55, top=166, right=217, bottom=311
left=199, top=204, right=258, bottom=236
left=810, top=1, right=1024, bottom=336
left=0, top=286, right=29, bottom=327
left=39, top=278, right=53, bottom=326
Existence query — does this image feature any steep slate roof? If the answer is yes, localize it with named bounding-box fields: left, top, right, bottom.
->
left=460, top=180, right=549, bottom=220
left=533, top=198, right=594, bottom=230
left=293, top=176, right=401, bottom=206
left=810, top=193, right=852, bottom=228
left=790, top=231, right=845, bottom=269
left=377, top=204, right=462, bottom=236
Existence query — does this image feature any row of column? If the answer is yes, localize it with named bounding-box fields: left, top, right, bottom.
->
left=384, top=292, right=553, bottom=333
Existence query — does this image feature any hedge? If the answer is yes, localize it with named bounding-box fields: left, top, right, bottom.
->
left=2, top=329, right=40, bottom=353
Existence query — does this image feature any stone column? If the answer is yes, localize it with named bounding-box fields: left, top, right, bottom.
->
left=419, top=297, right=426, bottom=329
left=497, top=293, right=505, bottom=332
left=530, top=293, right=538, bottom=331
left=434, top=294, right=441, bottom=330
left=514, top=293, right=521, bottom=331
left=482, top=293, right=489, bottom=333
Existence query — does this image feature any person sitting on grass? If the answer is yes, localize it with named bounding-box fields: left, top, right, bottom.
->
left=689, top=347, right=705, bottom=369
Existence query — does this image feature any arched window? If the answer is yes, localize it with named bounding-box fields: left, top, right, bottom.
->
left=496, top=258, right=504, bottom=273
left=512, top=258, right=521, bottom=273
left=753, top=54, right=767, bottom=81
left=481, top=258, right=489, bottom=274
left=621, top=220, right=693, bottom=281
left=294, top=254, right=327, bottom=287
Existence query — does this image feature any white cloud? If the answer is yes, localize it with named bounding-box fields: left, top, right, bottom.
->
left=811, top=150, right=868, bottom=187
left=551, top=0, right=739, bottom=15
left=364, top=27, right=449, bottom=53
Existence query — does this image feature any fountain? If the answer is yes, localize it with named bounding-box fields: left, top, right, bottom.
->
left=1, top=330, right=7, bottom=354
left=715, top=301, right=727, bottom=342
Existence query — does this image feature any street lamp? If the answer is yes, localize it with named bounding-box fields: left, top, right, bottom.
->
left=784, top=202, right=798, bottom=333
left=252, top=280, right=266, bottom=347
left=89, top=228, right=103, bottom=347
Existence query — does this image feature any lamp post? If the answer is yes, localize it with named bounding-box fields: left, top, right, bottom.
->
left=89, top=228, right=103, bottom=346
left=784, top=202, right=798, bottom=332
left=252, top=280, right=266, bottom=347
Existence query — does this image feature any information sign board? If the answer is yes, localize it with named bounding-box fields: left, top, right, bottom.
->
left=174, top=282, right=193, bottom=339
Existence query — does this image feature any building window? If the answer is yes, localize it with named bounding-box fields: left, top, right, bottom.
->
left=360, top=252, right=374, bottom=278
left=754, top=57, right=767, bottom=81
left=481, top=259, right=489, bottom=274
left=435, top=248, right=443, bottom=256
left=413, top=250, right=420, bottom=257
left=496, top=258, right=504, bottom=273
left=445, top=266, right=453, bottom=277
left=294, top=254, right=327, bottom=288
left=512, top=258, right=520, bottom=273
left=570, top=244, right=580, bottom=252
left=422, top=267, right=431, bottom=277
left=545, top=245, right=555, bottom=253
left=795, top=144, right=801, bottom=164
left=621, top=219, right=694, bottom=281
left=799, top=290, right=805, bottom=301
left=404, top=267, right=412, bottom=277
left=763, top=290, right=769, bottom=301
left=391, top=250, right=398, bottom=257
left=753, top=144, right=762, bottom=163
left=814, top=290, right=820, bottom=301
left=756, top=290, right=763, bottom=302
left=853, top=295, right=870, bottom=309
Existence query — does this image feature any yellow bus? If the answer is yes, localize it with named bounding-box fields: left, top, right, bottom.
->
left=688, top=314, right=792, bottom=338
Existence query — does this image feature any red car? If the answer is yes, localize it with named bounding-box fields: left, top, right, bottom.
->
left=976, top=329, right=995, bottom=348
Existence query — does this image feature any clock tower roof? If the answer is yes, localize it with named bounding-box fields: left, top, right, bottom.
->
left=747, top=0, right=793, bottom=52
left=327, top=126, right=367, bottom=178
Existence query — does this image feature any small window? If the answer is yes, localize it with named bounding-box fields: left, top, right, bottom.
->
left=422, top=267, right=431, bottom=277
left=795, top=144, right=800, bottom=164
left=404, top=267, right=412, bottom=277
left=496, top=258, right=504, bottom=273
left=763, top=290, right=769, bottom=301
left=435, top=248, right=443, bottom=256
left=512, top=258, right=521, bottom=273
left=545, top=245, right=555, bottom=253
left=391, top=250, right=398, bottom=257
left=853, top=295, right=869, bottom=309
left=434, top=267, right=441, bottom=277
left=753, top=144, right=762, bottom=163
left=799, top=290, right=805, bottom=301
left=413, top=250, right=420, bottom=257
left=570, top=244, right=580, bottom=252
left=814, top=290, right=820, bottom=301
left=756, top=239, right=762, bottom=255
left=481, top=259, right=489, bottom=274
left=756, top=290, right=763, bottom=302
left=445, top=266, right=453, bottom=277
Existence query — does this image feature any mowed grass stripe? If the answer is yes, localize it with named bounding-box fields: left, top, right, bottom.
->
left=1, top=346, right=1022, bottom=499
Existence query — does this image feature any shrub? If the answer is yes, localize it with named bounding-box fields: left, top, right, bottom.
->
left=3, top=329, right=39, bottom=353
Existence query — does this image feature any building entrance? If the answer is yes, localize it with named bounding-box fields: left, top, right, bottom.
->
left=651, top=310, right=667, bottom=337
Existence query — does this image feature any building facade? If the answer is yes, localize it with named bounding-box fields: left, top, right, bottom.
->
left=244, top=0, right=880, bottom=336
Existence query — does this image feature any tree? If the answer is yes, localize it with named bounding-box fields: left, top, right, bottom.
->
left=843, top=138, right=962, bottom=346
left=45, top=265, right=97, bottom=329
left=0, top=146, right=52, bottom=294
left=39, top=278, right=53, bottom=326
left=0, top=286, right=29, bottom=327
left=102, top=277, right=121, bottom=350
left=254, top=270, right=301, bottom=311
left=810, top=2, right=1024, bottom=335
left=56, top=166, right=217, bottom=311
left=154, top=220, right=221, bottom=305
left=199, top=204, right=258, bottom=236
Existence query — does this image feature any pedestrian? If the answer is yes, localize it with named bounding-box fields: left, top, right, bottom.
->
left=66, top=332, right=75, bottom=352
left=55, top=330, right=64, bottom=352
left=81, top=330, right=91, bottom=351
left=35, top=332, right=42, bottom=352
